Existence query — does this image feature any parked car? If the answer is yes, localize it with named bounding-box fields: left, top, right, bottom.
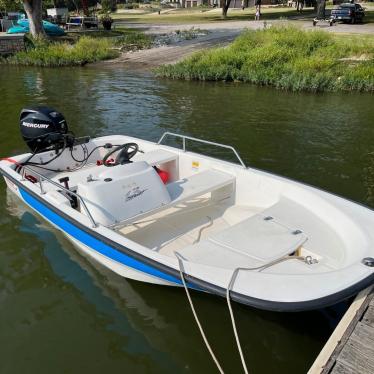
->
left=330, top=3, right=365, bottom=24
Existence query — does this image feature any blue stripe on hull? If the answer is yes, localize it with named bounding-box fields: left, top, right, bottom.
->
left=19, top=187, right=181, bottom=285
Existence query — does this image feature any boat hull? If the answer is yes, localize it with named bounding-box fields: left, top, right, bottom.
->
left=2, top=145, right=374, bottom=313
left=4, top=174, right=181, bottom=287
left=68, top=235, right=176, bottom=286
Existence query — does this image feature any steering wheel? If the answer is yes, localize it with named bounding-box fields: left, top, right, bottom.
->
left=102, top=143, right=139, bottom=167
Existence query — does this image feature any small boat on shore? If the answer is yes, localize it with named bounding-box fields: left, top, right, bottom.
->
left=1, top=106, right=373, bottom=312
left=7, top=19, right=65, bottom=36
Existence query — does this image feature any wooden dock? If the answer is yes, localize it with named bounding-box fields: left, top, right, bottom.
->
left=308, top=286, right=374, bottom=374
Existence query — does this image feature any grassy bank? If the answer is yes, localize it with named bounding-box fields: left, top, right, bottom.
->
left=156, top=26, right=374, bottom=92
left=4, top=37, right=118, bottom=67
left=114, top=29, right=153, bottom=51
left=1, top=29, right=152, bottom=67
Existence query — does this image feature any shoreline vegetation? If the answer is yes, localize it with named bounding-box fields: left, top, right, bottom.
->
left=0, top=29, right=153, bottom=67
left=156, top=26, right=374, bottom=92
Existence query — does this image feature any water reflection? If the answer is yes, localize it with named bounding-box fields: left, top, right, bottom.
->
left=5, top=190, right=347, bottom=374
left=5, top=192, right=183, bottom=372
left=1, top=65, right=374, bottom=373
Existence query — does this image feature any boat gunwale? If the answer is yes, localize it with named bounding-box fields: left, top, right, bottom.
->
left=4, top=133, right=374, bottom=218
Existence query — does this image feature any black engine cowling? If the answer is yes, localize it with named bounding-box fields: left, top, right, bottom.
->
left=20, top=106, right=69, bottom=153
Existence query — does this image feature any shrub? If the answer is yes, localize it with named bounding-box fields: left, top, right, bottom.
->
left=156, top=26, right=374, bottom=92
left=101, top=0, right=117, bottom=12
left=114, top=30, right=153, bottom=50
left=1, top=29, right=153, bottom=67
left=4, top=36, right=119, bottom=67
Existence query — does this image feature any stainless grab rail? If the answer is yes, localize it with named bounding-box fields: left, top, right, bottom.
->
left=157, top=132, right=246, bottom=169
left=20, top=165, right=98, bottom=228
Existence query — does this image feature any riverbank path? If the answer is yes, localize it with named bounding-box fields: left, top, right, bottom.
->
left=106, top=19, right=374, bottom=69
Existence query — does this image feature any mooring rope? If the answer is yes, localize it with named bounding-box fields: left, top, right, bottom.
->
left=226, top=255, right=307, bottom=374
left=175, top=253, right=225, bottom=374
left=176, top=252, right=309, bottom=374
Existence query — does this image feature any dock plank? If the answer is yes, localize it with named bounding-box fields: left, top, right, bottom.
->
left=330, top=361, right=357, bottom=374
left=336, top=322, right=374, bottom=374
left=351, top=320, right=374, bottom=343
left=361, top=305, right=374, bottom=328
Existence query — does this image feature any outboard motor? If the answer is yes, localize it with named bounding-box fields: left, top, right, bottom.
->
left=20, top=106, right=70, bottom=154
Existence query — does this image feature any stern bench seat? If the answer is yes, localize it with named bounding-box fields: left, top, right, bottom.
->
left=167, top=169, right=235, bottom=204
left=134, top=149, right=178, bottom=166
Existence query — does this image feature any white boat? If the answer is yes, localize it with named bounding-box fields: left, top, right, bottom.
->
left=1, top=106, right=373, bottom=312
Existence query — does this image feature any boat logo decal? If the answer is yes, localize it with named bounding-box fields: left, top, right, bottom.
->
left=21, top=121, right=49, bottom=129
left=125, top=186, right=148, bottom=202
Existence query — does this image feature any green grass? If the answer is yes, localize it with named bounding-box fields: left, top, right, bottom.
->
left=156, top=26, right=374, bottom=92
left=113, top=28, right=153, bottom=50
left=0, top=29, right=152, bottom=67
left=2, top=36, right=118, bottom=67
left=365, top=10, right=374, bottom=23
left=111, top=7, right=315, bottom=24
left=111, top=4, right=374, bottom=24
left=64, top=28, right=154, bottom=50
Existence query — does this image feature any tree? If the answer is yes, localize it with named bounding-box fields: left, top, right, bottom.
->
left=66, top=0, right=80, bottom=12
left=221, top=0, right=231, bottom=18
left=0, top=0, right=23, bottom=12
left=23, top=0, right=47, bottom=39
left=101, top=0, right=117, bottom=12
left=0, top=0, right=47, bottom=39
left=316, top=0, right=326, bottom=19
left=295, top=0, right=304, bottom=12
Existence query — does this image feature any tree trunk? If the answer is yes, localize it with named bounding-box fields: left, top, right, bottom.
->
left=316, top=0, right=326, bottom=19
left=23, top=0, right=47, bottom=39
left=222, top=0, right=231, bottom=18
left=70, top=0, right=80, bottom=13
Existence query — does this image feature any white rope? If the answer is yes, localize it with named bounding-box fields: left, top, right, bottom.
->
left=176, top=251, right=308, bottom=374
left=226, top=269, right=249, bottom=374
left=176, top=254, right=225, bottom=374
left=226, top=255, right=307, bottom=374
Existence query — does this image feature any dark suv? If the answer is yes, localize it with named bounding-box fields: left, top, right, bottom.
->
left=330, top=3, right=365, bottom=24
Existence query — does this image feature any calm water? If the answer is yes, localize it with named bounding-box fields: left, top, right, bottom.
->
left=1, top=65, right=373, bottom=374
